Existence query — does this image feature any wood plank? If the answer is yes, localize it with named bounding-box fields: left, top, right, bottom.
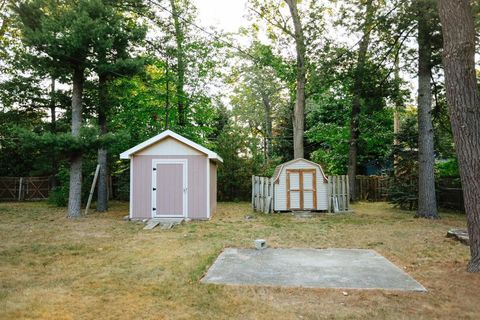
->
left=251, top=175, right=255, bottom=210
left=340, top=175, right=345, bottom=212
left=313, top=171, right=317, bottom=209
left=270, top=178, right=275, bottom=213
left=327, top=176, right=332, bottom=213
left=299, top=171, right=304, bottom=210
left=286, top=172, right=291, bottom=210
left=85, top=164, right=101, bottom=215
left=346, top=175, right=350, bottom=211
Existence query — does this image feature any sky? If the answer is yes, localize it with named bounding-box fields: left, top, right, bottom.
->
left=195, top=0, right=250, bottom=33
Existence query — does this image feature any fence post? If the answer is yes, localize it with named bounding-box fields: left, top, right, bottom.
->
left=18, top=177, right=23, bottom=201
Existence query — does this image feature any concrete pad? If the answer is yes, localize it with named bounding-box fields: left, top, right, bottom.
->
left=202, top=248, right=426, bottom=291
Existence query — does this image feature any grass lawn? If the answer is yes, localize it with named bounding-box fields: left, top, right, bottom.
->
left=0, top=201, right=478, bottom=319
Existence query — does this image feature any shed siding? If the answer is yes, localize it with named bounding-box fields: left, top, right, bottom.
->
left=274, top=160, right=328, bottom=211
left=209, top=161, right=217, bottom=217
left=136, top=137, right=204, bottom=156
left=131, top=155, right=208, bottom=219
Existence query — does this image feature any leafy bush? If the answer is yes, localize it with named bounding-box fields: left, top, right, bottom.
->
left=436, top=158, right=459, bottom=178
left=48, top=165, right=70, bottom=207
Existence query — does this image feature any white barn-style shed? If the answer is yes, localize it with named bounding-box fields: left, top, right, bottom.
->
left=120, top=130, right=223, bottom=220
left=272, top=158, right=328, bottom=211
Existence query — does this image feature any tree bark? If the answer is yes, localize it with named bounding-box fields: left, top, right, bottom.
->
left=96, top=73, right=108, bottom=212
left=347, top=0, right=374, bottom=201
left=68, top=67, right=85, bottom=218
left=438, top=0, right=480, bottom=272
left=170, top=0, right=186, bottom=127
left=393, top=62, right=401, bottom=176
left=416, top=0, right=439, bottom=219
left=50, top=77, right=56, bottom=133
left=165, top=59, right=170, bottom=129
left=50, top=77, right=58, bottom=188
left=285, top=0, right=306, bottom=159
left=261, top=92, right=273, bottom=159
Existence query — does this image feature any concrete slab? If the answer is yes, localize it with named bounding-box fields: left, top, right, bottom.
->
left=202, top=248, right=426, bottom=291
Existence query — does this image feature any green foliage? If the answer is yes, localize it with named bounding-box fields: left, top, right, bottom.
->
left=0, top=124, right=131, bottom=177
left=48, top=157, right=102, bottom=207
left=388, top=114, right=418, bottom=210
left=436, top=158, right=459, bottom=178
left=305, top=46, right=395, bottom=175
left=48, top=165, right=69, bottom=207
left=215, top=124, right=263, bottom=201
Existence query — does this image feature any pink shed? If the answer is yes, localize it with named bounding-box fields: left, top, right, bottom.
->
left=120, top=130, right=223, bottom=220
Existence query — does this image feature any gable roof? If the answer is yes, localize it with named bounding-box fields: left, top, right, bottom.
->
left=120, top=130, right=223, bottom=162
left=272, top=158, right=327, bottom=182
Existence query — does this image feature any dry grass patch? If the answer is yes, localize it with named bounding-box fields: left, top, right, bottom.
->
left=0, top=201, right=479, bottom=319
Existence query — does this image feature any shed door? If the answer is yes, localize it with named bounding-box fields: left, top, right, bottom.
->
left=152, top=160, right=187, bottom=217
left=286, top=169, right=317, bottom=210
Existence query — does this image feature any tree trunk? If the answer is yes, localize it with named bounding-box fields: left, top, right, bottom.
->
left=170, top=0, right=186, bottom=127
left=50, top=77, right=56, bottom=132
left=261, top=92, right=273, bottom=159
left=438, top=0, right=480, bottom=272
left=347, top=0, right=374, bottom=201
left=50, top=77, right=58, bottom=188
left=68, top=67, right=85, bottom=218
left=416, top=1, right=439, bottom=219
left=96, top=73, right=108, bottom=212
left=393, top=62, right=401, bottom=176
left=165, top=59, right=170, bottom=129
left=285, top=0, right=306, bottom=159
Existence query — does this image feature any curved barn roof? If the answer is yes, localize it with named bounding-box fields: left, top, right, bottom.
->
left=120, top=130, right=223, bottom=162
left=272, top=158, right=328, bottom=182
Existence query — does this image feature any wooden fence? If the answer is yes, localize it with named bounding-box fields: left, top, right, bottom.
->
left=251, top=176, right=274, bottom=213
left=0, top=177, right=51, bottom=201
left=252, top=175, right=350, bottom=213
left=355, top=175, right=390, bottom=201
left=327, top=175, right=349, bottom=213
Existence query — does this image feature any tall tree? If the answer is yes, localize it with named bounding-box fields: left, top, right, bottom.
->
left=347, top=0, right=375, bottom=201
left=91, top=1, right=145, bottom=212
left=284, top=0, right=306, bottom=159
left=170, top=0, right=187, bottom=127
left=13, top=0, right=93, bottom=217
left=249, top=0, right=307, bottom=159
left=438, top=0, right=480, bottom=272
left=229, top=43, right=287, bottom=160
left=416, top=0, right=438, bottom=218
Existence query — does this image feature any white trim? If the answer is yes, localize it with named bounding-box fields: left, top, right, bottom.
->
left=129, top=156, right=133, bottom=219
left=151, top=159, right=188, bottom=218
left=120, top=130, right=223, bottom=162
left=273, top=158, right=328, bottom=183
left=206, top=159, right=210, bottom=219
